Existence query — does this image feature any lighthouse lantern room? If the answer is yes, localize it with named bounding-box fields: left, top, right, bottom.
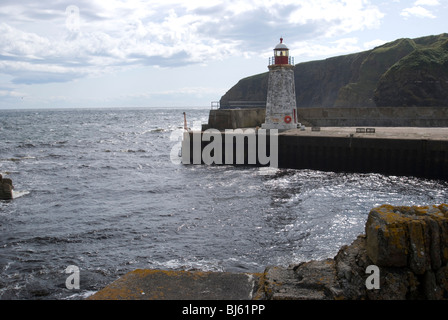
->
left=274, top=37, right=289, bottom=65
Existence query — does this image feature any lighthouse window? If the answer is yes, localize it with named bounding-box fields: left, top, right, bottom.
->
left=275, top=50, right=288, bottom=56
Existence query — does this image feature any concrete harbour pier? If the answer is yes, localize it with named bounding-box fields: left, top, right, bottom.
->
left=278, top=126, right=448, bottom=180
left=182, top=126, right=448, bottom=181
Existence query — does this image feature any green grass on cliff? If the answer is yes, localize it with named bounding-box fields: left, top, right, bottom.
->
left=374, top=34, right=448, bottom=106
left=220, top=33, right=448, bottom=108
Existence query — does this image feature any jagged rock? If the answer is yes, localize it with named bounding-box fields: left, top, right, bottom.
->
left=263, top=259, right=342, bottom=300
left=365, top=204, right=448, bottom=274
left=334, top=235, right=371, bottom=299
left=266, top=204, right=448, bottom=300
left=343, top=204, right=448, bottom=299
left=365, top=205, right=410, bottom=268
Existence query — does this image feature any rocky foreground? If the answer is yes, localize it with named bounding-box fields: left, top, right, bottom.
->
left=263, top=204, right=448, bottom=300
left=90, top=204, right=448, bottom=300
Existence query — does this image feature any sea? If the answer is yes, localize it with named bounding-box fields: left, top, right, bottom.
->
left=0, top=107, right=447, bottom=300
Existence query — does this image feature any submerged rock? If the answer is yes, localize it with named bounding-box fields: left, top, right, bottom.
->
left=0, top=174, right=14, bottom=200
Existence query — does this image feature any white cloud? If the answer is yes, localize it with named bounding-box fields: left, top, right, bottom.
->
left=291, top=37, right=363, bottom=60
left=401, top=0, right=441, bottom=19
left=0, top=1, right=385, bottom=85
left=0, top=89, right=23, bottom=97
left=287, top=0, right=384, bottom=36
left=414, top=0, right=440, bottom=6
left=400, top=5, right=436, bottom=18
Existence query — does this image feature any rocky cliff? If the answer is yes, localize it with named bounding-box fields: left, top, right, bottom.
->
left=220, top=33, right=448, bottom=108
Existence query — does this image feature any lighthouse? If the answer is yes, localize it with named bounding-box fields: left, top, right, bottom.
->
left=262, top=37, right=298, bottom=130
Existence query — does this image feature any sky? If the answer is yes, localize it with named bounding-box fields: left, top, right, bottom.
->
left=0, top=0, right=447, bottom=109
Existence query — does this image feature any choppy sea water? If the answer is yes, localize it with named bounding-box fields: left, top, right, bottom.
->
left=0, top=107, right=447, bottom=300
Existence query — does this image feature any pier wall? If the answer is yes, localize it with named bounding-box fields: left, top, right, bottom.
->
left=300, top=107, right=448, bottom=127
left=204, top=107, right=448, bottom=129
left=182, top=130, right=448, bottom=181
left=203, top=108, right=265, bottom=130
left=278, top=135, right=448, bottom=180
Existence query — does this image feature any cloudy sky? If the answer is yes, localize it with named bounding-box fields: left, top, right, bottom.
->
left=0, top=0, right=447, bottom=109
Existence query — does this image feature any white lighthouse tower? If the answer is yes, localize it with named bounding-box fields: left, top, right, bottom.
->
left=262, top=37, right=298, bottom=130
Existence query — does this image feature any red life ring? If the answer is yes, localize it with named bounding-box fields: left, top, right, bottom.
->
left=284, top=115, right=292, bottom=123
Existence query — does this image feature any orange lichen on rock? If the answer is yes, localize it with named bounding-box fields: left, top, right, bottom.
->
left=88, top=269, right=262, bottom=300
left=366, top=204, right=448, bottom=274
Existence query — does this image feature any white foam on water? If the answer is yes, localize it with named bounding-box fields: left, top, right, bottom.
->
left=12, top=190, right=30, bottom=198
left=63, top=290, right=96, bottom=300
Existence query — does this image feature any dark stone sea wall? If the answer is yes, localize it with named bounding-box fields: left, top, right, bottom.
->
left=182, top=129, right=448, bottom=181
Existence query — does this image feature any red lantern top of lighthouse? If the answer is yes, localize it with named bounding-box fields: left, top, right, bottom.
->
left=270, top=37, right=293, bottom=66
